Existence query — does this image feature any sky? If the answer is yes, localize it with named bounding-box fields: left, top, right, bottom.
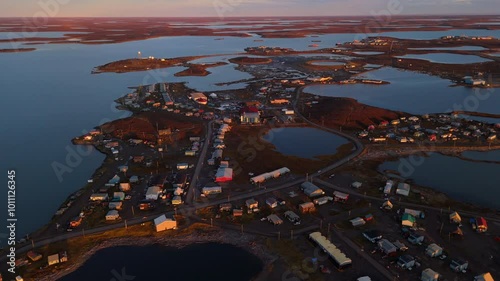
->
left=1, top=0, right=499, bottom=17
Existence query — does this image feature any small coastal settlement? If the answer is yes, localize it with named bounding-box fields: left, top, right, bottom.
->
left=3, top=32, right=500, bottom=281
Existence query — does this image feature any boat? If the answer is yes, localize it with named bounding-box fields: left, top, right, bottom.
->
left=311, top=40, right=322, bottom=42
left=308, top=44, right=319, bottom=47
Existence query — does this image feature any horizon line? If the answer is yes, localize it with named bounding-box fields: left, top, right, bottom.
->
left=0, top=14, right=499, bottom=19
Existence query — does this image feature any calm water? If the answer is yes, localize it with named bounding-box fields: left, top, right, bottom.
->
left=58, top=243, right=263, bottom=281
left=353, top=51, right=385, bottom=55
left=379, top=153, right=500, bottom=210
left=398, top=53, right=492, bottom=64
left=461, top=150, right=500, bottom=162
left=372, top=29, right=500, bottom=40
left=263, top=127, right=349, bottom=159
left=408, top=46, right=487, bottom=51
left=303, top=67, right=500, bottom=115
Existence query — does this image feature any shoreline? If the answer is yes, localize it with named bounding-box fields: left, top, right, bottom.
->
left=36, top=226, right=275, bottom=281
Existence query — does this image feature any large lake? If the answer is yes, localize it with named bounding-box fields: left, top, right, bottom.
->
left=58, top=243, right=263, bottom=281
left=263, top=127, right=350, bottom=159
left=303, top=67, right=500, bottom=115
left=379, top=153, right=500, bottom=210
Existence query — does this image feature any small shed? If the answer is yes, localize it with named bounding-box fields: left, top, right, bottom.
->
left=154, top=215, right=177, bottom=232
left=397, top=254, right=415, bottom=269
left=299, top=202, right=315, bottom=213
left=266, top=197, right=278, bottom=208
left=378, top=239, right=397, bottom=256
left=333, top=191, right=349, bottom=202
left=246, top=199, right=258, bottom=210
left=351, top=182, right=362, bottom=189
left=363, top=230, right=382, bottom=243
left=113, top=192, right=125, bottom=201
left=90, top=193, right=109, bottom=202
left=47, top=254, right=60, bottom=266
left=421, top=268, right=439, bottom=281
left=267, top=214, right=283, bottom=225
left=402, top=214, right=416, bottom=227
left=450, top=259, right=468, bottom=272
left=202, top=186, right=222, bottom=195
left=233, top=209, right=243, bottom=217
left=129, top=176, right=139, bottom=183
left=119, top=183, right=131, bottom=192
left=145, top=186, right=161, bottom=201
left=108, top=175, right=120, bottom=185
left=381, top=200, right=393, bottom=210
left=350, top=217, right=366, bottom=227
left=425, top=243, right=443, bottom=257
left=171, top=196, right=182, bottom=205
left=474, top=272, right=494, bottom=281
left=408, top=232, right=425, bottom=245
left=476, top=217, right=488, bottom=233
left=396, top=183, right=410, bottom=196
left=219, top=203, right=232, bottom=212
left=383, top=180, right=393, bottom=194
left=449, top=211, right=461, bottom=224
left=105, top=210, right=119, bottom=221
left=109, top=201, right=123, bottom=210
left=59, top=251, right=68, bottom=263
left=27, top=251, right=42, bottom=262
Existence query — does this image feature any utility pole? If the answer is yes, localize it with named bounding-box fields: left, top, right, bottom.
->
left=125, top=220, right=128, bottom=229
left=278, top=231, right=281, bottom=240
left=131, top=206, right=135, bottom=216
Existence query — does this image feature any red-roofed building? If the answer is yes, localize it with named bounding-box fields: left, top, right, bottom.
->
left=240, top=106, right=261, bottom=124
left=476, top=217, right=488, bottom=233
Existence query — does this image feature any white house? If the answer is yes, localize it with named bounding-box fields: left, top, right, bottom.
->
left=154, top=215, right=177, bottom=232
left=105, top=210, right=120, bottom=221
left=421, top=268, right=440, bottom=281
left=396, top=183, right=410, bottom=196
left=146, top=186, right=161, bottom=201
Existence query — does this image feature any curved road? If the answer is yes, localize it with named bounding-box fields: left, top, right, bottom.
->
left=293, top=85, right=365, bottom=179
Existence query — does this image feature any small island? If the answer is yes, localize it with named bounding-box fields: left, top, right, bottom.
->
left=0, top=48, right=36, bottom=53
left=229, top=56, right=272, bottom=65
left=93, top=56, right=205, bottom=74
left=174, top=62, right=227, bottom=77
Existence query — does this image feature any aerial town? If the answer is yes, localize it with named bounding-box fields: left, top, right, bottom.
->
left=1, top=11, right=500, bottom=281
